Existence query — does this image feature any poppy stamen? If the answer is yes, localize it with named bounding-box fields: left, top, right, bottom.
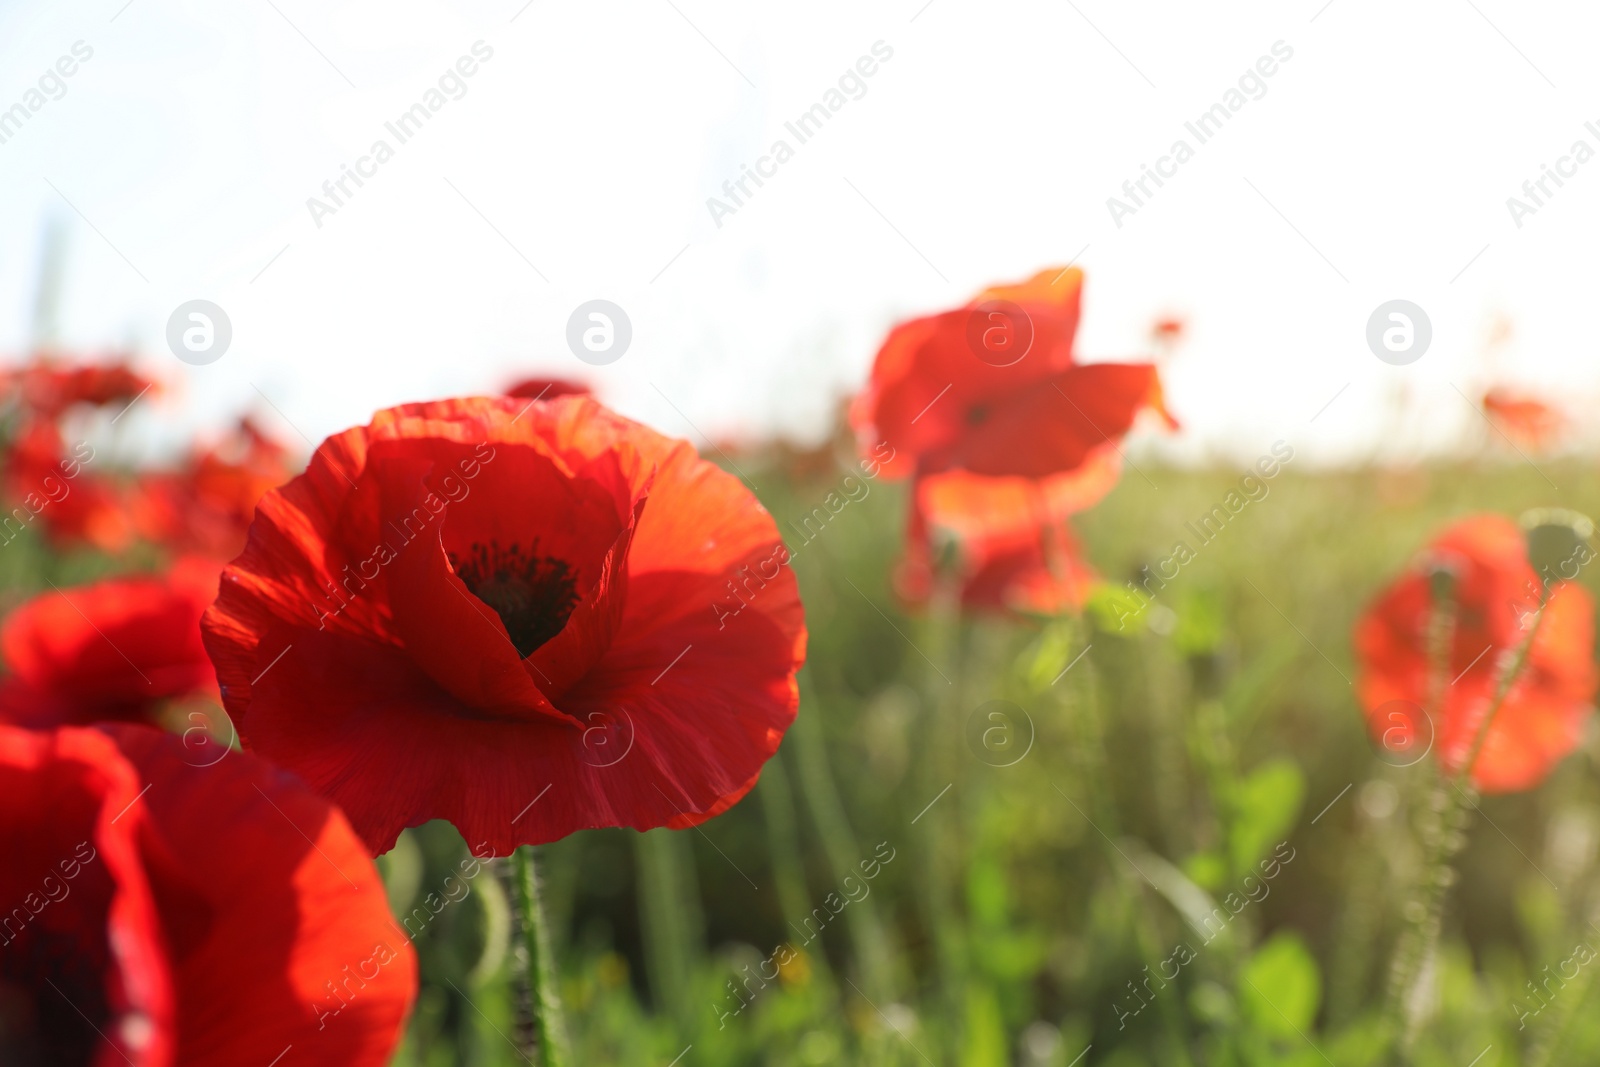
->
left=449, top=539, right=579, bottom=657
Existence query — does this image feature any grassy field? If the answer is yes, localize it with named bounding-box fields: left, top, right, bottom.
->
left=20, top=447, right=1596, bottom=1066
left=285, top=442, right=1594, bottom=1067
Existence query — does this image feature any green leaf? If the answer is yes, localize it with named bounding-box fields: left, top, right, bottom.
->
left=1229, top=757, right=1305, bottom=876
left=1017, top=621, right=1079, bottom=692
left=1085, top=584, right=1151, bottom=636
left=1173, top=586, right=1225, bottom=657
left=1222, top=635, right=1301, bottom=733
left=1124, top=841, right=1234, bottom=949
left=1239, top=932, right=1321, bottom=1038
left=961, top=985, right=1008, bottom=1067
left=966, top=853, right=1010, bottom=926
left=975, top=932, right=1050, bottom=980
left=1513, top=877, right=1563, bottom=957
left=1183, top=850, right=1228, bottom=893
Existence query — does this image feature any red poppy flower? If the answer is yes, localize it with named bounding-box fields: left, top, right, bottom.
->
left=894, top=449, right=1115, bottom=615
left=1354, top=515, right=1598, bottom=793
left=201, top=395, right=805, bottom=855
left=896, top=506, right=1098, bottom=616
left=963, top=526, right=1097, bottom=615
left=36, top=476, right=135, bottom=554
left=133, top=418, right=296, bottom=559
left=1151, top=316, right=1186, bottom=342
left=849, top=267, right=1174, bottom=480
left=1482, top=388, right=1564, bottom=452
left=917, top=443, right=1125, bottom=540
left=0, top=559, right=219, bottom=730
left=504, top=377, right=592, bottom=401
left=2, top=420, right=131, bottom=554
left=0, top=722, right=414, bottom=1065
left=2, top=356, right=153, bottom=419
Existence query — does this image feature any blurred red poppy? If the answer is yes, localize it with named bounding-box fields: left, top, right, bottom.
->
left=1, top=420, right=131, bottom=554
left=1482, top=388, right=1564, bottom=452
left=202, top=395, right=806, bottom=855
left=894, top=446, right=1118, bottom=615
left=36, top=477, right=135, bottom=555
left=0, top=721, right=414, bottom=1065
left=849, top=267, right=1174, bottom=480
left=896, top=502, right=1098, bottom=616
left=133, top=418, right=296, bottom=559
left=917, top=443, right=1125, bottom=540
left=1151, top=316, right=1185, bottom=343
left=1, top=356, right=152, bottom=419
left=504, top=377, right=591, bottom=401
left=0, top=558, right=219, bottom=730
left=1354, top=515, right=1597, bottom=793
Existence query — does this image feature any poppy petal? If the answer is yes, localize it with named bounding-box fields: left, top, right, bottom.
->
left=102, top=724, right=415, bottom=1066
left=204, top=396, right=806, bottom=853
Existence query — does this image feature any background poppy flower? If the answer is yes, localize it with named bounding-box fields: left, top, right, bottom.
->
left=0, top=558, right=219, bottom=730
left=132, top=418, right=296, bottom=560
left=896, top=505, right=1098, bottom=616
left=504, top=377, right=592, bottom=400
left=1, top=421, right=132, bottom=554
left=848, top=267, right=1174, bottom=480
left=916, top=443, right=1125, bottom=540
left=1151, top=316, right=1186, bottom=343
left=31, top=476, right=135, bottom=555
left=1, top=356, right=152, bottom=420
left=1354, top=514, right=1598, bottom=792
left=202, top=395, right=806, bottom=855
left=894, top=448, right=1116, bottom=615
left=0, top=356, right=155, bottom=554
left=0, top=722, right=414, bottom=1066
left=1482, top=387, right=1565, bottom=452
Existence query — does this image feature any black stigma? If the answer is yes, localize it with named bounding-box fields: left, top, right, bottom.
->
left=449, top=539, right=579, bottom=657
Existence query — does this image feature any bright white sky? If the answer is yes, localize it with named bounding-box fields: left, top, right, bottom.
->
left=2, top=0, right=1598, bottom=467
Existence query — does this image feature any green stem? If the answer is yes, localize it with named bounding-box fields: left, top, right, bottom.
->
left=1067, top=619, right=1194, bottom=1067
left=633, top=829, right=704, bottom=1032
left=757, top=753, right=835, bottom=984
left=1389, top=600, right=1546, bottom=1056
left=1457, top=605, right=1545, bottom=783
left=921, top=583, right=965, bottom=1037
left=1381, top=583, right=1459, bottom=1049
left=792, top=674, right=897, bottom=1001
left=1192, top=696, right=1241, bottom=881
left=1146, top=635, right=1192, bottom=859
left=513, top=846, right=568, bottom=1067
left=1526, top=941, right=1598, bottom=1067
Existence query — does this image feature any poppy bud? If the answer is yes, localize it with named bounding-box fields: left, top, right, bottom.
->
left=1522, top=508, right=1595, bottom=590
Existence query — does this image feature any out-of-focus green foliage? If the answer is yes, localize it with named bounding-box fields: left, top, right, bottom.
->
left=16, top=449, right=1582, bottom=1066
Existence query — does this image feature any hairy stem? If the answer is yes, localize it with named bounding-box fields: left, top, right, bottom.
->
left=1389, top=598, right=1546, bottom=1056
left=513, top=846, right=568, bottom=1067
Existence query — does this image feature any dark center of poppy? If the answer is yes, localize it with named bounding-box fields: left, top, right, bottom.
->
left=449, top=539, right=579, bottom=657
left=966, top=403, right=991, bottom=426
left=0, top=925, right=114, bottom=1067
